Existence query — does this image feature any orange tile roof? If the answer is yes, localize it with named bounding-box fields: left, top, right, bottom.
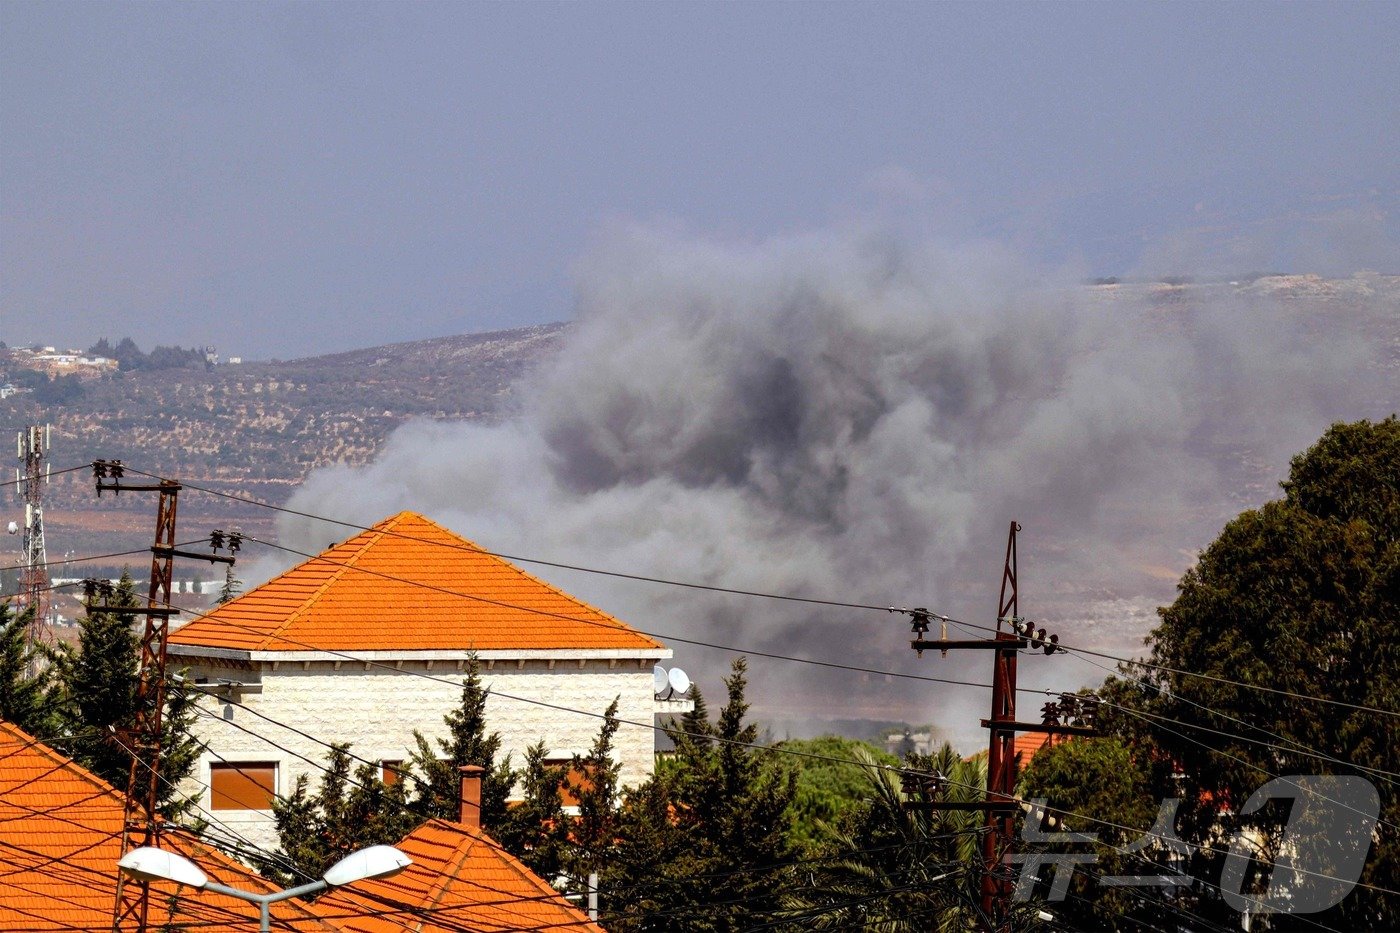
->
left=1013, top=731, right=1065, bottom=763
left=314, top=819, right=604, bottom=933
left=169, top=511, right=664, bottom=654
left=0, top=721, right=336, bottom=932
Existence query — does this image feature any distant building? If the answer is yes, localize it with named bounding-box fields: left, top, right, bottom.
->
left=168, top=510, right=691, bottom=851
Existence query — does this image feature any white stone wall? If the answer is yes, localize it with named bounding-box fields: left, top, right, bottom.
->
left=176, top=658, right=659, bottom=855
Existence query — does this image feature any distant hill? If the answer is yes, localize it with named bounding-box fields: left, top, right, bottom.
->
left=1, top=323, right=568, bottom=566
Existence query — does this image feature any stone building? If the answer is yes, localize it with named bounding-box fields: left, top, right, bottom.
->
left=167, top=510, right=686, bottom=851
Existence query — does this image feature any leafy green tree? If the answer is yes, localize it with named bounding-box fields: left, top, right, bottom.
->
left=1020, top=737, right=1162, bottom=931
left=408, top=652, right=513, bottom=828
left=779, top=735, right=898, bottom=853
left=260, top=743, right=418, bottom=890
left=1107, top=417, right=1400, bottom=929
left=0, top=602, right=52, bottom=734
left=784, top=743, right=1006, bottom=932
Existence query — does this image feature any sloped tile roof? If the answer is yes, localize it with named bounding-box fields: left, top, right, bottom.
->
left=0, top=721, right=336, bottom=932
left=1013, top=731, right=1063, bottom=763
left=168, top=511, right=663, bottom=654
left=314, top=819, right=604, bottom=933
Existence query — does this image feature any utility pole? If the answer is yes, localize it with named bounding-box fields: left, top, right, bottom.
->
left=15, top=425, right=52, bottom=655
left=904, top=522, right=1096, bottom=932
left=93, top=460, right=237, bottom=933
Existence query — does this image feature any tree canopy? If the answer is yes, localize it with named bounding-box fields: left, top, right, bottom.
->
left=1042, top=417, right=1400, bottom=930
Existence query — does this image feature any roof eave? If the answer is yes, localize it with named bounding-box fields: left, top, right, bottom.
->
left=168, top=645, right=672, bottom=663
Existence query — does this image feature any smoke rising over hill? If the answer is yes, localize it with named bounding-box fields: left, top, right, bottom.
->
left=278, top=227, right=1397, bottom=738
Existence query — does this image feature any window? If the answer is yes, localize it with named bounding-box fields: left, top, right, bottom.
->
left=381, top=760, right=404, bottom=787
left=210, top=762, right=277, bottom=810
left=543, top=759, right=596, bottom=807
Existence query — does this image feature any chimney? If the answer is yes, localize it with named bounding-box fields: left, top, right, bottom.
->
left=458, top=765, right=485, bottom=828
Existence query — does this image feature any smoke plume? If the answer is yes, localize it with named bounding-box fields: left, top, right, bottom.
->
left=277, top=226, right=1398, bottom=746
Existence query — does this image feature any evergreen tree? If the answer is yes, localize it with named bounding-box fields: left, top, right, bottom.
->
left=602, top=658, right=798, bottom=932
left=52, top=573, right=141, bottom=789
left=495, top=740, right=571, bottom=880
left=0, top=602, right=52, bottom=735
left=49, top=572, right=204, bottom=820
left=260, top=743, right=418, bottom=890
left=408, top=652, right=513, bottom=828
left=215, top=564, right=243, bottom=605
left=565, top=698, right=622, bottom=884
left=780, top=735, right=899, bottom=854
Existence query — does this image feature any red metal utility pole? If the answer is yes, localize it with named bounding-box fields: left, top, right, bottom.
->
left=906, top=522, right=1094, bottom=932
left=981, top=520, right=1021, bottom=927
left=93, top=462, right=235, bottom=933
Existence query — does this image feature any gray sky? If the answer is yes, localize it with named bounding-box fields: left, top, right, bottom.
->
left=4, top=2, right=1397, bottom=360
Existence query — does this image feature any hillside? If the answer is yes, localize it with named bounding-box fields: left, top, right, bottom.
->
left=4, top=272, right=1397, bottom=594
left=1, top=323, right=568, bottom=568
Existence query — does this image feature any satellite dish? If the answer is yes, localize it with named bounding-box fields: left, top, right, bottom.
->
left=653, top=665, right=669, bottom=694
left=668, top=667, right=691, bottom=695
left=6, top=521, right=16, bottom=535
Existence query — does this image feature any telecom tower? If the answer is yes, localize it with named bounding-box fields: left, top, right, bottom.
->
left=15, top=425, right=52, bottom=648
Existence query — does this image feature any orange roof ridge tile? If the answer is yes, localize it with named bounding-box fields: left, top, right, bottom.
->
left=413, top=819, right=480, bottom=919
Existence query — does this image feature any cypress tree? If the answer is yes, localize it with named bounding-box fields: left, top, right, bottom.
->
left=0, top=602, right=52, bottom=735
left=409, top=652, right=514, bottom=827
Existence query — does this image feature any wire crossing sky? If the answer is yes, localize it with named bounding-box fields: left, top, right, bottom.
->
left=3, top=3, right=1397, bottom=359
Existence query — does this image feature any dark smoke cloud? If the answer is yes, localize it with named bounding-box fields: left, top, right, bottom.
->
left=274, top=227, right=1398, bottom=748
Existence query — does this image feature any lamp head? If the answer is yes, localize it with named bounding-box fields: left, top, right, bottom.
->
left=322, top=845, right=411, bottom=886
left=117, top=848, right=209, bottom=889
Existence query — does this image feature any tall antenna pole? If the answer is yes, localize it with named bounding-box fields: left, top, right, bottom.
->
left=16, top=425, right=52, bottom=653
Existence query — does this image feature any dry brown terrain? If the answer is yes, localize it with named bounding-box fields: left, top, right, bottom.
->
left=2, top=323, right=567, bottom=583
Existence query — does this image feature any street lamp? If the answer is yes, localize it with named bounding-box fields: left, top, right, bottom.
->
left=118, top=844, right=411, bottom=932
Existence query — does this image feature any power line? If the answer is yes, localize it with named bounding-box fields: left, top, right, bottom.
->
left=241, top=533, right=1017, bottom=695
left=166, top=597, right=1400, bottom=905
left=123, top=461, right=1400, bottom=721
left=218, top=533, right=1397, bottom=789
left=0, top=462, right=92, bottom=489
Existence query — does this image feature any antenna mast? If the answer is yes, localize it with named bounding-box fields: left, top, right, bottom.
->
left=16, top=425, right=53, bottom=651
